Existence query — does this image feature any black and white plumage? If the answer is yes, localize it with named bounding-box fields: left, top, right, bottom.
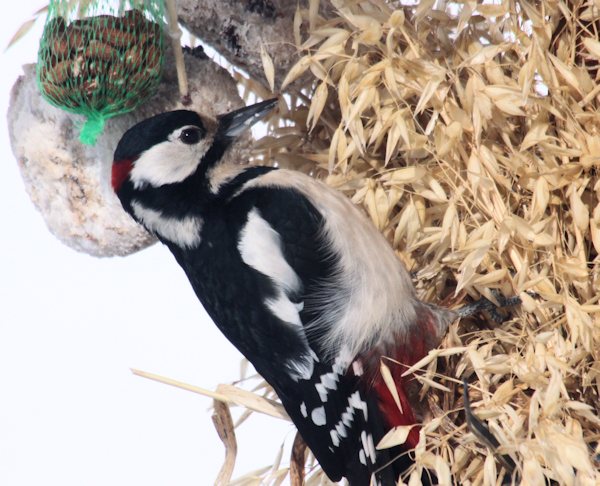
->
left=111, top=99, right=459, bottom=485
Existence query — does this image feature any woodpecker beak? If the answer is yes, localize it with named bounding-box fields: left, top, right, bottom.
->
left=218, top=98, right=279, bottom=138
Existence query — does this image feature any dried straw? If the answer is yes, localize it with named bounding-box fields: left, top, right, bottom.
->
left=141, top=0, right=600, bottom=483
left=244, top=0, right=600, bottom=484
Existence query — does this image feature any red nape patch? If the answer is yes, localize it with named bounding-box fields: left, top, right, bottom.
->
left=111, top=157, right=137, bottom=192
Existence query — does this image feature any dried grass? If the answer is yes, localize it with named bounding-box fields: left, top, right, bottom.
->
left=143, top=0, right=600, bottom=483
left=245, top=0, right=600, bottom=484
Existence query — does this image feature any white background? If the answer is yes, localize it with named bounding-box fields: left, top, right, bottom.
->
left=0, top=3, right=295, bottom=484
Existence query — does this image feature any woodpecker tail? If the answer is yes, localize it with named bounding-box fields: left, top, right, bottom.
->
left=357, top=304, right=456, bottom=484
left=343, top=354, right=441, bottom=486
left=373, top=360, right=420, bottom=449
left=357, top=356, right=432, bottom=486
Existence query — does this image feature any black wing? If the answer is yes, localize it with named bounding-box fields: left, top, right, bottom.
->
left=222, top=178, right=401, bottom=485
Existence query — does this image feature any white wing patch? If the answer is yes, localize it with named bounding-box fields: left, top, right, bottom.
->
left=288, top=357, right=315, bottom=381
left=238, top=208, right=301, bottom=302
left=300, top=402, right=308, bottom=418
left=332, top=347, right=351, bottom=375
left=315, top=371, right=339, bottom=403
left=361, top=431, right=377, bottom=464
left=266, top=296, right=302, bottom=326
left=238, top=208, right=313, bottom=381
left=349, top=391, right=369, bottom=421
left=330, top=429, right=340, bottom=447
left=328, top=390, right=371, bottom=451
left=314, top=348, right=348, bottom=402
left=131, top=201, right=202, bottom=249
left=359, top=449, right=367, bottom=465
left=352, top=360, right=364, bottom=376
left=336, top=422, right=347, bottom=438
left=311, top=406, right=327, bottom=426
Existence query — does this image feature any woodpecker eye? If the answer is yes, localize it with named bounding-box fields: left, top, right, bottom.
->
left=180, top=128, right=202, bottom=145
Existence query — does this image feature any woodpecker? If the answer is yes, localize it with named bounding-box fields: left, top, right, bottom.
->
left=111, top=99, right=477, bottom=485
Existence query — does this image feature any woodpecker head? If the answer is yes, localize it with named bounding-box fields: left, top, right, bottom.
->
left=112, top=98, right=278, bottom=200
left=111, top=98, right=278, bottom=248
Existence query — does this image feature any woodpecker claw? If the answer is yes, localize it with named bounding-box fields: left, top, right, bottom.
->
left=456, top=291, right=532, bottom=321
left=488, top=308, right=510, bottom=324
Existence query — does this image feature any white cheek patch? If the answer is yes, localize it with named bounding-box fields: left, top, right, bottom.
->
left=130, top=129, right=212, bottom=189
left=132, top=201, right=202, bottom=249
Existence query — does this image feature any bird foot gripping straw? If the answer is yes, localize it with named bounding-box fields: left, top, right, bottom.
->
left=36, top=0, right=165, bottom=145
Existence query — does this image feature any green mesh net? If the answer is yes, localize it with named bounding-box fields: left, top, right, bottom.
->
left=37, top=0, right=165, bottom=145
